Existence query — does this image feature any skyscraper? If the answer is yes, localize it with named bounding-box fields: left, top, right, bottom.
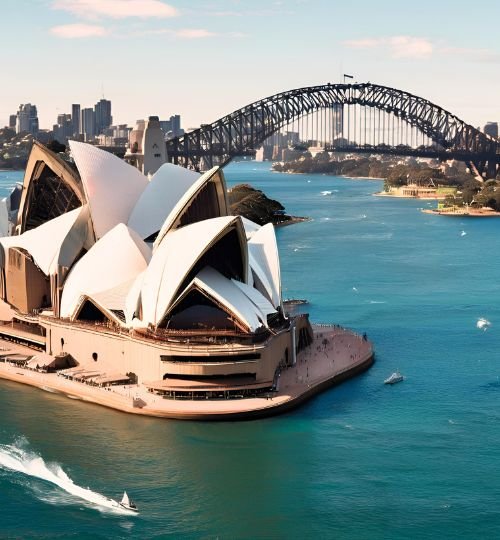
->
left=72, top=104, right=81, bottom=136
left=81, top=108, right=96, bottom=141
left=159, top=114, right=184, bottom=139
left=484, top=122, right=498, bottom=139
left=15, top=104, right=39, bottom=135
left=94, top=99, right=112, bottom=135
left=8, top=115, right=16, bottom=129
left=53, top=113, right=73, bottom=143
left=170, top=114, right=182, bottom=137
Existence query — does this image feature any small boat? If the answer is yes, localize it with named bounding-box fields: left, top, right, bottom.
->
left=384, top=371, right=404, bottom=385
left=118, top=491, right=138, bottom=512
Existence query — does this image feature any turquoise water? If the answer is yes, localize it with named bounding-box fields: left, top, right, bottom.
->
left=1, top=163, right=500, bottom=539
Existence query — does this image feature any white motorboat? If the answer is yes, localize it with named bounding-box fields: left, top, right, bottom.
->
left=118, top=491, right=138, bottom=512
left=384, top=371, right=404, bottom=385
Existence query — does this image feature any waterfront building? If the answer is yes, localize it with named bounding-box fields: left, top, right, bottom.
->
left=0, top=141, right=311, bottom=402
left=15, top=104, right=39, bottom=136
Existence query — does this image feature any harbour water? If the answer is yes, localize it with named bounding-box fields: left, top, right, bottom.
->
left=0, top=162, right=500, bottom=538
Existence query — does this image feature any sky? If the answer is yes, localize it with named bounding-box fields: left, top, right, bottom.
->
left=2, top=0, right=500, bottom=131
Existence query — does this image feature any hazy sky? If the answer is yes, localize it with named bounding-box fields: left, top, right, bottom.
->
left=3, top=0, right=500, bottom=131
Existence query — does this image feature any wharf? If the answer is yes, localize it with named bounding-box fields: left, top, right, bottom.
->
left=0, top=325, right=373, bottom=421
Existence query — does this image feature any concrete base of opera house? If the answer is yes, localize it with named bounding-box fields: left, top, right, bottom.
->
left=0, top=325, right=374, bottom=420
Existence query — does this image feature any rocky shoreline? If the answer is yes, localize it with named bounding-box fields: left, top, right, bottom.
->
left=229, top=183, right=308, bottom=227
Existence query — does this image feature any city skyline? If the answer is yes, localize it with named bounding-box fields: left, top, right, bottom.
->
left=2, top=0, right=500, bottom=130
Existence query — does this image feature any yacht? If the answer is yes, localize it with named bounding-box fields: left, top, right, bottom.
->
left=384, top=371, right=404, bottom=385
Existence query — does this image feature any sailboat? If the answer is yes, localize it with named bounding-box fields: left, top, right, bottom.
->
left=118, top=491, right=138, bottom=512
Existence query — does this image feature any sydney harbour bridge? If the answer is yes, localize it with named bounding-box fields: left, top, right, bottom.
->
left=166, top=83, right=500, bottom=178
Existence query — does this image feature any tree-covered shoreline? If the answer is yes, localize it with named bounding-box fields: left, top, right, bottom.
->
left=273, top=152, right=500, bottom=211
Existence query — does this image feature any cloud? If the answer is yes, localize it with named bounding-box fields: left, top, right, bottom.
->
left=344, top=36, right=500, bottom=64
left=51, top=0, right=178, bottom=19
left=441, top=46, right=500, bottom=63
left=50, top=23, right=107, bottom=38
left=344, top=36, right=433, bottom=59
left=130, top=27, right=244, bottom=39
left=174, top=28, right=217, bottom=39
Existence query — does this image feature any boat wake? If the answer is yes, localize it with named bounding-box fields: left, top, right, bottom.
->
left=0, top=440, right=137, bottom=515
left=320, top=190, right=333, bottom=196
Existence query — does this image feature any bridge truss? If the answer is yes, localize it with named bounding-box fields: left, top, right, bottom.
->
left=166, top=83, right=499, bottom=177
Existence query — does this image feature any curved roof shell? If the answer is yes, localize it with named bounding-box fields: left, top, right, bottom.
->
left=165, top=267, right=265, bottom=333
left=60, top=223, right=151, bottom=319
left=124, top=270, right=146, bottom=325
left=127, top=163, right=200, bottom=241
left=17, top=142, right=85, bottom=234
left=69, top=141, right=148, bottom=240
left=153, top=166, right=229, bottom=249
left=248, top=223, right=282, bottom=308
left=0, top=205, right=89, bottom=276
left=231, top=278, right=277, bottom=321
left=141, top=215, right=247, bottom=328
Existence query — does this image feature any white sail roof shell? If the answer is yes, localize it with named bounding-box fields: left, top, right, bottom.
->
left=83, top=277, right=137, bottom=326
left=153, top=166, right=226, bottom=249
left=168, top=267, right=264, bottom=332
left=60, top=223, right=151, bottom=318
left=69, top=140, right=148, bottom=240
left=0, top=206, right=87, bottom=276
left=90, top=278, right=136, bottom=312
left=141, top=215, right=243, bottom=327
left=241, top=217, right=261, bottom=240
left=127, top=163, right=200, bottom=240
left=49, top=205, right=92, bottom=274
left=231, top=278, right=277, bottom=319
left=124, top=270, right=145, bottom=324
left=248, top=223, right=281, bottom=308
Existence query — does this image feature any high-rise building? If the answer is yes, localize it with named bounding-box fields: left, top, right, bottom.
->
left=159, top=114, right=184, bottom=139
left=8, top=115, right=16, bottom=129
left=53, top=113, right=73, bottom=143
left=72, top=104, right=81, bottom=136
left=81, top=108, right=96, bottom=141
left=170, top=114, right=182, bottom=137
left=15, top=103, right=39, bottom=135
left=484, top=122, right=498, bottom=139
left=94, top=99, right=112, bottom=135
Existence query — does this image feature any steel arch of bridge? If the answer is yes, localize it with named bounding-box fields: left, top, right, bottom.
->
left=166, top=83, right=499, bottom=176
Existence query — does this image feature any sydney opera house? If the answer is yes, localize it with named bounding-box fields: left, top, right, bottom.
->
left=0, top=141, right=314, bottom=401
